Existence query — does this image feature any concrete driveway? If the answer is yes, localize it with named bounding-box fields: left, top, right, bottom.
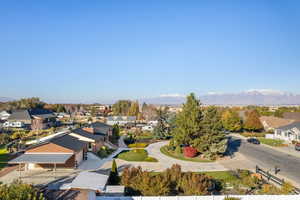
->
left=101, top=141, right=228, bottom=172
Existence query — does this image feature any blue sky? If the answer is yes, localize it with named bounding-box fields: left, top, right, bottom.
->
left=0, top=0, right=299, bottom=103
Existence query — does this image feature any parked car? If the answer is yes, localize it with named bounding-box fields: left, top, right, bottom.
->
left=295, top=143, right=300, bottom=151
left=247, top=138, right=260, bottom=145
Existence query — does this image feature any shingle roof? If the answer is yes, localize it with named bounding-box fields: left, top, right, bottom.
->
left=276, top=122, right=300, bottom=131
left=90, top=122, right=112, bottom=135
left=72, top=128, right=102, bottom=141
left=51, top=134, right=87, bottom=152
left=260, top=116, right=294, bottom=129
left=283, top=112, right=300, bottom=121
left=8, top=153, right=72, bottom=164
left=29, top=108, right=55, bottom=119
left=8, top=110, right=31, bottom=121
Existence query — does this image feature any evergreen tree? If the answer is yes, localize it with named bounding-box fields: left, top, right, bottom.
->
left=171, top=93, right=204, bottom=146
left=244, top=110, right=263, bottom=132
left=153, top=107, right=169, bottom=139
left=108, top=159, right=119, bottom=185
left=221, top=110, right=243, bottom=132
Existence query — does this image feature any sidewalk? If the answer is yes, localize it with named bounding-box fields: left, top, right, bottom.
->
left=230, top=133, right=300, bottom=159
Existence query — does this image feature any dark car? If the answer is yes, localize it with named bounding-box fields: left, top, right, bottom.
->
left=295, top=143, right=300, bottom=151
left=247, top=138, right=260, bottom=145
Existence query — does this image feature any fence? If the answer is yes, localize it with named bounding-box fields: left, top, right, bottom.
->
left=96, top=195, right=300, bottom=200
left=255, top=165, right=300, bottom=194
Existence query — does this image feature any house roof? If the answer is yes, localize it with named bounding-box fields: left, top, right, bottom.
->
left=29, top=108, right=55, bottom=119
left=276, top=122, right=300, bottom=131
left=50, top=134, right=87, bottom=152
left=107, top=116, right=136, bottom=121
left=72, top=128, right=103, bottom=141
left=8, top=153, right=72, bottom=164
left=27, top=134, right=87, bottom=152
left=260, top=116, right=294, bottom=129
left=283, top=112, right=300, bottom=121
left=68, top=171, right=109, bottom=191
left=8, top=110, right=31, bottom=121
left=90, top=122, right=112, bottom=134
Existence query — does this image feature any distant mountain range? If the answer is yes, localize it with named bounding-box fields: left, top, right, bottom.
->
left=0, top=97, right=14, bottom=103
left=140, top=90, right=300, bottom=105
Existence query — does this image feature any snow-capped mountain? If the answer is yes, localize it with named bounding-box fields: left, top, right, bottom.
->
left=140, top=90, right=300, bottom=105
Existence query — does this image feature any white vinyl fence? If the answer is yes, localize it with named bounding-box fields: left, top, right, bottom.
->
left=96, top=195, right=300, bottom=200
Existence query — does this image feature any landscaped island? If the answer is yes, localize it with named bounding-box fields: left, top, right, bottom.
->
left=116, top=149, right=158, bottom=162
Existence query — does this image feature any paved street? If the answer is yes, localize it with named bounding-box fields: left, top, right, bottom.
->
left=229, top=136, right=300, bottom=187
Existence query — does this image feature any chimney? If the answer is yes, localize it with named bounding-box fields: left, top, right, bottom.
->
left=83, top=127, right=95, bottom=134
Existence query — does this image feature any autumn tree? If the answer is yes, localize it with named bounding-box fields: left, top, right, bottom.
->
left=0, top=180, right=45, bottom=200
left=112, top=100, right=132, bottom=115
left=128, top=101, right=140, bottom=117
left=244, top=110, right=263, bottom=132
left=221, top=109, right=243, bottom=132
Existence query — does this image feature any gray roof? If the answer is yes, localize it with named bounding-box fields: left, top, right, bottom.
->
left=276, top=122, right=300, bottom=131
left=29, top=108, right=55, bottom=119
left=51, top=134, right=87, bottom=152
left=27, top=134, right=87, bottom=152
left=69, top=171, right=109, bottom=191
left=8, top=110, right=31, bottom=121
left=107, top=116, right=136, bottom=121
left=72, top=128, right=103, bottom=141
left=8, top=153, right=72, bottom=164
left=90, top=122, right=112, bottom=135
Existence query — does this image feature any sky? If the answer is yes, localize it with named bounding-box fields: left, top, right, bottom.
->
left=0, top=0, right=300, bottom=103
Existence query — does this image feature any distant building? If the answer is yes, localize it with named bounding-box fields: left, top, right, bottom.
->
left=106, top=116, right=136, bottom=126
left=4, top=108, right=56, bottom=130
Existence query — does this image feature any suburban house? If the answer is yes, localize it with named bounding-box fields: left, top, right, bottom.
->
left=0, top=110, right=10, bottom=120
left=274, top=122, right=300, bottom=142
left=259, top=116, right=294, bottom=132
left=106, top=116, right=136, bottom=126
left=283, top=112, right=300, bottom=121
left=9, top=133, right=88, bottom=170
left=4, top=108, right=56, bottom=130
left=70, top=128, right=104, bottom=152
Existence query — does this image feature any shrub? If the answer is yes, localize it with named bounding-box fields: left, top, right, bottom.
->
left=183, top=146, right=198, bottom=158
left=144, top=157, right=158, bottom=162
left=175, top=146, right=182, bottom=155
left=97, top=147, right=114, bottom=159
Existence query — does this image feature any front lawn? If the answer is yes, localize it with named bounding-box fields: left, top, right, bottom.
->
left=0, top=145, right=9, bottom=170
left=257, top=137, right=285, bottom=147
left=160, top=146, right=213, bottom=163
left=116, top=149, right=158, bottom=162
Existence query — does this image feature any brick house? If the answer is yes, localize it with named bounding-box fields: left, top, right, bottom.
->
left=9, top=134, right=87, bottom=170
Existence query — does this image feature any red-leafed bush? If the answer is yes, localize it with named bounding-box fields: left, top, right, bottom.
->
left=183, top=146, right=198, bottom=158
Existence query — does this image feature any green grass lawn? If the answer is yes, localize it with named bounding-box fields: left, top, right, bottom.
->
left=116, top=149, right=158, bottom=162
left=160, top=146, right=213, bottom=163
left=257, top=137, right=285, bottom=147
left=0, top=145, right=9, bottom=170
